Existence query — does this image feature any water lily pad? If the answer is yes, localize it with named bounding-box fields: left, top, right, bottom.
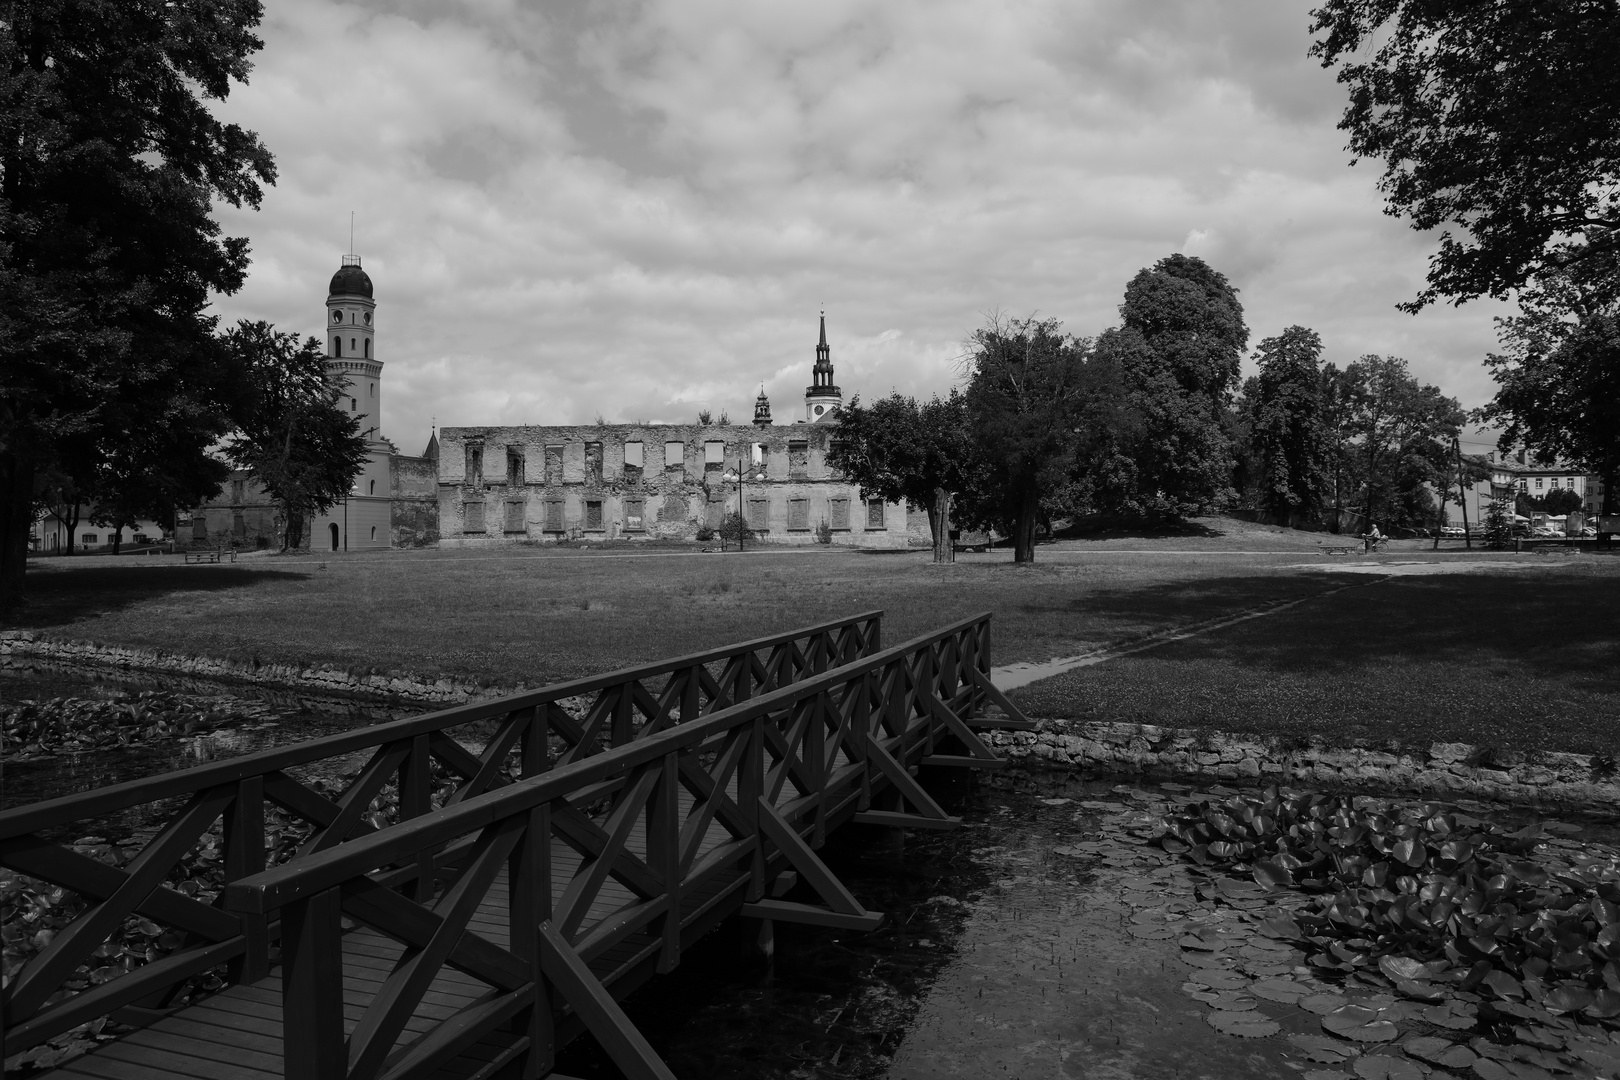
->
left=1206, top=1010, right=1280, bottom=1038
left=1353, top=1056, right=1423, bottom=1080
left=1289, top=1034, right=1355, bottom=1063
left=1194, top=970, right=1250, bottom=991
left=1377, top=956, right=1427, bottom=983
left=1540, top=984, right=1592, bottom=1014
left=1250, top=977, right=1309, bottom=1004
left=1324, top=1004, right=1400, bottom=1043
left=1208, top=991, right=1259, bottom=1011
left=1304, top=1072, right=1354, bottom=1080
left=1127, top=925, right=1176, bottom=940
left=1300, top=992, right=1352, bottom=1015
left=1402, top=1036, right=1457, bottom=1064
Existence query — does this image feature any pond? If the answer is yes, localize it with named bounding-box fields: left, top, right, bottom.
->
left=6, top=662, right=1620, bottom=1079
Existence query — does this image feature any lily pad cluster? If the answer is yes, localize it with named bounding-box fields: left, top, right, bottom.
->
left=1, top=692, right=277, bottom=763
left=1159, top=788, right=1620, bottom=1022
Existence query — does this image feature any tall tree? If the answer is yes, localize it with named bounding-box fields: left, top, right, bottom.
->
left=1348, top=356, right=1466, bottom=531
left=0, top=0, right=274, bottom=610
left=963, top=314, right=1101, bottom=563
left=1092, top=254, right=1247, bottom=517
left=1248, top=326, right=1327, bottom=527
left=826, top=391, right=971, bottom=563
left=222, top=322, right=369, bottom=551
left=1477, top=312, right=1620, bottom=516
left=1309, top=1, right=1620, bottom=309
left=1317, top=362, right=1366, bottom=533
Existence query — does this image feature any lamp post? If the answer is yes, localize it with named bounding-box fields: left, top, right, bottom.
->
left=720, top=458, right=745, bottom=552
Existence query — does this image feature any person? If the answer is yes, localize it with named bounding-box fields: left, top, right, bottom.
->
left=1363, top=522, right=1384, bottom=553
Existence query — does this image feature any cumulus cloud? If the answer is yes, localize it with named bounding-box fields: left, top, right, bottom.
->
left=208, top=0, right=1509, bottom=451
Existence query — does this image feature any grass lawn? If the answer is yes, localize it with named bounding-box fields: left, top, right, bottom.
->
left=10, top=518, right=1619, bottom=755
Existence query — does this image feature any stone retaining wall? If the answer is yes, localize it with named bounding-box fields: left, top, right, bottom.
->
left=985, top=718, right=1620, bottom=810
left=0, top=632, right=505, bottom=705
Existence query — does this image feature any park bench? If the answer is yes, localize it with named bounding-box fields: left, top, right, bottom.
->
left=183, top=546, right=236, bottom=564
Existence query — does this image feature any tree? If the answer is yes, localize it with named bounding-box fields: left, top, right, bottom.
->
left=1317, top=362, right=1366, bottom=533
left=1247, top=326, right=1327, bottom=526
left=1347, top=356, right=1466, bottom=531
left=1090, top=254, right=1247, bottom=517
left=221, top=322, right=368, bottom=551
left=1482, top=492, right=1514, bottom=550
left=962, top=314, right=1107, bottom=563
left=1476, top=312, right=1620, bottom=516
left=826, top=391, right=971, bottom=562
left=1309, top=1, right=1620, bottom=309
left=0, top=0, right=275, bottom=610
left=716, top=510, right=753, bottom=551
left=1516, top=488, right=1584, bottom=517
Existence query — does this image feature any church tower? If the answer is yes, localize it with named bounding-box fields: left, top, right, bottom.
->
left=326, top=255, right=383, bottom=444
left=804, top=312, right=842, bottom=422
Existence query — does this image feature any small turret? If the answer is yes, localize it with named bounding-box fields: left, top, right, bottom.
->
left=754, top=386, right=773, bottom=427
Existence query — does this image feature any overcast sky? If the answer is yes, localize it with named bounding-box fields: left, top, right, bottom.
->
left=209, top=0, right=1513, bottom=456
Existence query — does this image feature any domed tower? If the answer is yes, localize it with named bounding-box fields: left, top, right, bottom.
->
left=805, top=311, right=842, bottom=422
left=327, top=255, right=383, bottom=444
left=753, top=386, right=773, bottom=427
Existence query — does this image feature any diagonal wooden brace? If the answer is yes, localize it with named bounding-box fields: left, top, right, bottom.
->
left=967, top=668, right=1038, bottom=730
left=537, top=921, right=677, bottom=1080
left=743, top=799, right=884, bottom=930
left=926, top=693, right=1003, bottom=764
left=852, top=735, right=961, bottom=830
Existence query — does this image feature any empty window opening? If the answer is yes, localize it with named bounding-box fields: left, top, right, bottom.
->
left=585, top=499, right=604, bottom=530
left=625, top=498, right=645, bottom=531
left=585, top=442, right=603, bottom=483
left=506, top=446, right=525, bottom=486
left=750, top=442, right=765, bottom=468
left=351, top=398, right=357, bottom=411
left=370, top=525, right=377, bottom=541
left=231, top=479, right=245, bottom=503
left=544, top=445, right=563, bottom=485
left=368, top=479, right=375, bottom=495
left=334, top=338, right=342, bottom=358
left=664, top=441, right=686, bottom=479
left=364, top=339, right=371, bottom=358
left=704, top=441, right=726, bottom=467
left=465, top=444, right=483, bottom=484
left=624, top=440, right=644, bottom=482
left=866, top=498, right=885, bottom=529
left=788, top=440, right=809, bottom=478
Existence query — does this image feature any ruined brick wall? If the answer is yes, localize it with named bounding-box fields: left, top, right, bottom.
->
left=182, top=470, right=281, bottom=550
left=437, top=423, right=914, bottom=548
left=390, top=454, right=440, bottom=547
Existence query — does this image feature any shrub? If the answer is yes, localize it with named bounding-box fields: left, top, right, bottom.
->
left=815, top=518, right=833, bottom=544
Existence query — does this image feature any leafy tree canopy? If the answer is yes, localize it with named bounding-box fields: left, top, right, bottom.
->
left=1247, top=325, right=1327, bottom=524
left=1, top=0, right=274, bottom=607
left=1477, top=312, right=1620, bottom=515
left=1310, top=0, right=1620, bottom=309
left=221, top=321, right=369, bottom=551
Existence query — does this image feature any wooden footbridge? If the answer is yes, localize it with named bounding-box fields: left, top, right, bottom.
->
left=0, top=611, right=1032, bottom=1080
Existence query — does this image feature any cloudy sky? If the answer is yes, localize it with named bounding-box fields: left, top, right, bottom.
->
left=209, top=0, right=1513, bottom=456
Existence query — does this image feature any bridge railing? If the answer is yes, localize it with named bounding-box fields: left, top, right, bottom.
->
left=222, top=611, right=1014, bottom=1080
left=0, top=611, right=883, bottom=1063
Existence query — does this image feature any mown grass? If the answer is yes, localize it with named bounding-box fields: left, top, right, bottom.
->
left=1009, top=562, right=1620, bottom=755
left=13, top=536, right=1620, bottom=756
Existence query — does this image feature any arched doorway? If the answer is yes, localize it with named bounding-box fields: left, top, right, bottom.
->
left=329, top=523, right=340, bottom=551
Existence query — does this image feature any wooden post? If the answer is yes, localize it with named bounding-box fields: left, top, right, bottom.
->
left=223, top=776, right=268, bottom=984
left=282, top=887, right=345, bottom=1080
left=651, top=752, right=681, bottom=973
left=742, top=717, right=765, bottom=901
left=402, top=733, right=433, bottom=900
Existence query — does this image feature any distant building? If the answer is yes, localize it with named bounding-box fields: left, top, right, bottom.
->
left=437, top=316, right=925, bottom=548
left=186, top=256, right=438, bottom=551
left=1455, top=445, right=1594, bottom=524
left=32, top=508, right=165, bottom=554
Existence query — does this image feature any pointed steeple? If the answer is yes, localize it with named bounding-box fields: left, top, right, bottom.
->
left=753, top=385, right=773, bottom=427
left=805, top=310, right=842, bottom=422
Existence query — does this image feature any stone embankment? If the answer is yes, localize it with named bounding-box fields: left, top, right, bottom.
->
left=985, top=718, right=1620, bottom=810
left=0, top=632, right=508, bottom=705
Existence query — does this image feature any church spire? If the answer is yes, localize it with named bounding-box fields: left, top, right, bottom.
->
left=805, top=310, right=842, bottom=422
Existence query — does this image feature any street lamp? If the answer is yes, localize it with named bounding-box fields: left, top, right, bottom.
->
left=720, top=459, right=745, bottom=552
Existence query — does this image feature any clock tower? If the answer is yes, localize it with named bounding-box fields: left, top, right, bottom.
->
left=804, top=311, right=842, bottom=423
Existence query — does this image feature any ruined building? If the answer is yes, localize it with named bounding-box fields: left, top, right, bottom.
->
left=186, top=255, right=439, bottom=551
left=438, top=315, right=925, bottom=547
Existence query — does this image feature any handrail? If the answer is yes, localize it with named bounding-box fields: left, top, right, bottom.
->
left=0, top=610, right=883, bottom=839
left=213, top=610, right=1001, bottom=1080
left=0, top=611, right=885, bottom=1062
left=224, top=609, right=987, bottom=912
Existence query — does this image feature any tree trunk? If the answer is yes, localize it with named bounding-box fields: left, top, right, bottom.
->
left=111, top=524, right=123, bottom=555
left=63, top=503, right=81, bottom=554
left=1012, top=486, right=1038, bottom=563
left=932, top=487, right=954, bottom=564
left=283, top=507, right=305, bottom=552
left=0, top=449, right=34, bottom=615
